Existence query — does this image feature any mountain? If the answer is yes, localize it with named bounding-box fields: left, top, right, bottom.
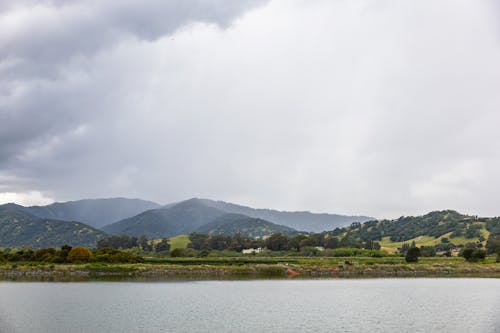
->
left=196, top=199, right=373, bottom=232
left=103, top=199, right=300, bottom=239
left=0, top=206, right=107, bottom=249
left=102, top=199, right=228, bottom=238
left=4, top=198, right=161, bottom=229
left=195, top=213, right=298, bottom=238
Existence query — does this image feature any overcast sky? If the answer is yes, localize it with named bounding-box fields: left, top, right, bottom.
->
left=1, top=0, right=500, bottom=218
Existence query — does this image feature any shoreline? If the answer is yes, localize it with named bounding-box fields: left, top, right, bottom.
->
left=1, top=262, right=499, bottom=281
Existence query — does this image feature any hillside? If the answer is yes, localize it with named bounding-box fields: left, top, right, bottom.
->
left=6, top=198, right=161, bottom=229
left=0, top=207, right=107, bottom=249
left=102, top=199, right=228, bottom=238
left=332, top=210, right=500, bottom=253
left=103, top=199, right=301, bottom=239
left=1, top=197, right=371, bottom=233
left=195, top=213, right=298, bottom=238
left=197, top=198, right=373, bottom=232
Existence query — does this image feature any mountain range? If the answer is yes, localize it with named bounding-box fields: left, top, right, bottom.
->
left=195, top=199, right=373, bottom=232
left=3, top=198, right=160, bottom=229
left=0, top=197, right=371, bottom=248
left=1, top=198, right=498, bottom=252
left=102, top=198, right=371, bottom=237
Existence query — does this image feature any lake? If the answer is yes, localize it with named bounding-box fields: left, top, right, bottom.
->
left=0, top=278, right=499, bottom=332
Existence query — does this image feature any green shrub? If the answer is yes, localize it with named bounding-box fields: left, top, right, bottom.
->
left=67, top=247, right=93, bottom=262
left=92, top=247, right=144, bottom=263
left=461, top=248, right=486, bottom=262
left=170, top=248, right=197, bottom=257
left=299, top=246, right=320, bottom=257
left=32, top=248, right=57, bottom=262
left=327, top=248, right=388, bottom=257
left=405, top=247, right=420, bottom=263
left=419, top=246, right=436, bottom=257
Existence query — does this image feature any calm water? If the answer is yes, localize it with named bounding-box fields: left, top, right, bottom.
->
left=0, top=278, right=499, bottom=333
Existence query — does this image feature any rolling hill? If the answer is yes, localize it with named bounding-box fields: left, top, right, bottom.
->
left=6, top=198, right=161, bottom=229
left=0, top=206, right=107, bottom=249
left=331, top=210, right=500, bottom=253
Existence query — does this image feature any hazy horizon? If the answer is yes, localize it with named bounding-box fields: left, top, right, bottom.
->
left=2, top=195, right=496, bottom=221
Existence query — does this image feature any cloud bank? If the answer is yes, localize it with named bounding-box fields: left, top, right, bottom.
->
left=1, top=0, right=500, bottom=218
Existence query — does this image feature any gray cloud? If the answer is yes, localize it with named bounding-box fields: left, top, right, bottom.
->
left=0, top=0, right=266, bottom=162
left=1, top=0, right=500, bottom=218
left=0, top=0, right=264, bottom=65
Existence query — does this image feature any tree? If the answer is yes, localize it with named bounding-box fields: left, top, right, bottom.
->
left=188, top=233, right=209, bottom=250
left=155, top=238, right=170, bottom=253
left=339, top=235, right=352, bottom=248
left=60, top=245, right=72, bottom=261
left=405, top=247, right=420, bottom=263
left=92, top=248, right=144, bottom=263
left=207, top=235, right=232, bottom=251
left=399, top=243, right=410, bottom=255
left=419, top=246, right=436, bottom=257
left=324, top=237, right=340, bottom=249
left=287, top=235, right=308, bottom=251
left=265, top=233, right=289, bottom=251
left=299, top=234, right=323, bottom=248
left=350, top=222, right=361, bottom=229
left=461, top=248, right=486, bottom=262
left=32, top=248, right=57, bottom=262
left=97, top=235, right=138, bottom=249
left=67, top=247, right=93, bottom=262
left=486, top=236, right=500, bottom=254
left=170, top=248, right=196, bottom=257
left=364, top=240, right=381, bottom=250
left=139, top=235, right=153, bottom=252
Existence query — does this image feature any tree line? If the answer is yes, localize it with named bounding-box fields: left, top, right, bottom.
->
left=0, top=245, right=144, bottom=263
left=186, top=233, right=382, bottom=252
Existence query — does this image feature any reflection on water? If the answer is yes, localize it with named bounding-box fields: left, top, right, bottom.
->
left=0, top=279, right=499, bottom=333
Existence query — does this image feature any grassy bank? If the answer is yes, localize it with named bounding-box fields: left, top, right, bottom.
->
left=1, top=256, right=499, bottom=280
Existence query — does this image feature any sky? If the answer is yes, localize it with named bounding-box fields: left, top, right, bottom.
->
left=1, top=0, right=500, bottom=218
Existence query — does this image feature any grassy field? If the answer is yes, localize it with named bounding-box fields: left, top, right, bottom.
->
left=145, top=255, right=498, bottom=266
left=379, top=225, right=491, bottom=254
left=168, top=235, right=190, bottom=249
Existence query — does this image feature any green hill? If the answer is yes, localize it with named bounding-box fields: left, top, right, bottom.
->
left=103, top=199, right=300, bottom=239
left=102, top=199, right=228, bottom=238
left=195, top=213, right=298, bottom=238
left=0, top=207, right=107, bottom=249
left=331, top=210, right=500, bottom=253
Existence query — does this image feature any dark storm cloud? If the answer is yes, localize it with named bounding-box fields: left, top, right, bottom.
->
left=0, top=0, right=266, bottom=163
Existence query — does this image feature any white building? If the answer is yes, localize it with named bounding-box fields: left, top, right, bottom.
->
left=242, top=247, right=263, bottom=254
